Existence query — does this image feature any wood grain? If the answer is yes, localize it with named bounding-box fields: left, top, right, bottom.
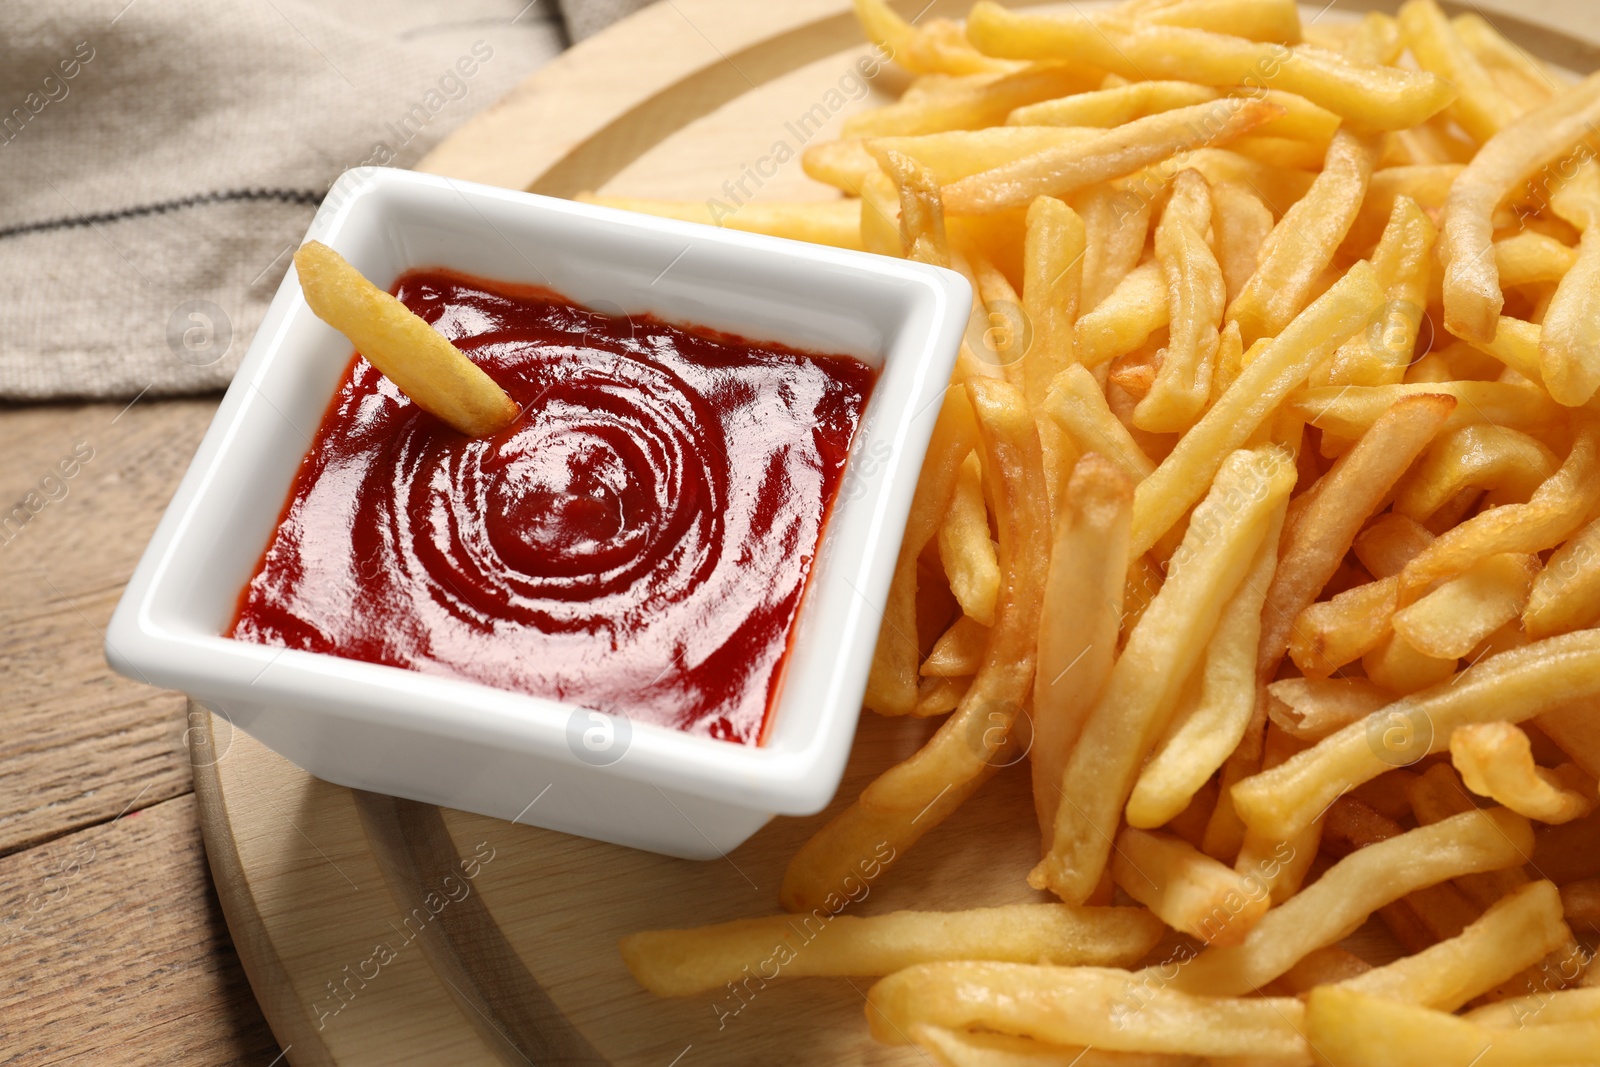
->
left=0, top=793, right=278, bottom=1064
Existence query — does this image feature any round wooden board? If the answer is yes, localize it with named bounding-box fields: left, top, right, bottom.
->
left=191, top=3, right=1600, bottom=1065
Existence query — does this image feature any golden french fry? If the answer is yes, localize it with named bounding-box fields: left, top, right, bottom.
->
left=1267, top=677, right=1392, bottom=742
left=1338, top=880, right=1571, bottom=1010
left=1126, top=496, right=1282, bottom=827
left=852, top=0, right=1018, bottom=76
left=1041, top=365, right=1155, bottom=482
left=1290, top=380, right=1562, bottom=440
left=1394, top=426, right=1559, bottom=522
left=908, top=1025, right=1184, bottom=1067
left=965, top=3, right=1453, bottom=129
left=1399, top=0, right=1518, bottom=143
left=1354, top=513, right=1436, bottom=578
left=1452, top=720, right=1598, bottom=823
left=1227, top=129, right=1378, bottom=344
left=1305, top=983, right=1600, bottom=1066
left=1392, top=552, right=1541, bottom=659
left=1497, top=229, right=1579, bottom=287
left=867, top=961, right=1310, bottom=1059
left=922, top=614, right=990, bottom=678
left=1344, top=163, right=1461, bottom=254
left=915, top=675, right=971, bottom=717
left=1537, top=699, right=1600, bottom=779
left=801, top=139, right=879, bottom=195
left=1166, top=808, right=1534, bottom=995
left=865, top=386, right=980, bottom=717
left=1130, top=261, right=1385, bottom=557
left=1111, top=828, right=1271, bottom=946
left=1135, top=169, right=1224, bottom=432
left=783, top=378, right=1047, bottom=912
left=1033, top=446, right=1295, bottom=903
left=846, top=65, right=1101, bottom=139
left=1364, top=630, right=1461, bottom=694
left=885, top=149, right=951, bottom=264
left=293, top=241, right=517, bottom=437
left=1400, top=421, right=1600, bottom=599
left=868, top=128, right=1102, bottom=184
left=1287, top=575, right=1399, bottom=677
left=1406, top=761, right=1533, bottom=908
left=1233, top=630, right=1600, bottom=841
left=1021, top=196, right=1084, bottom=406
left=1074, top=180, right=1152, bottom=313
left=1454, top=12, right=1561, bottom=111
left=1075, top=260, right=1167, bottom=370
left=1210, top=181, right=1273, bottom=306
left=942, top=99, right=1284, bottom=215
left=939, top=452, right=1000, bottom=626
left=1256, top=394, right=1455, bottom=690
left=1466, top=986, right=1600, bottom=1029
left=1032, top=454, right=1130, bottom=850
left=619, top=902, right=1163, bottom=996
left=1170, top=147, right=1316, bottom=214
left=575, top=194, right=864, bottom=251
left=1540, top=161, right=1600, bottom=406
left=858, top=168, right=903, bottom=257
left=1315, top=196, right=1438, bottom=388
left=1441, top=69, right=1600, bottom=343
left=1009, top=80, right=1219, bottom=127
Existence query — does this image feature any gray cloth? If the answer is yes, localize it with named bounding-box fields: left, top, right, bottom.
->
left=0, top=0, right=645, bottom=401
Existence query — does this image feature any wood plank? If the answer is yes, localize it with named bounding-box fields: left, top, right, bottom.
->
left=0, top=793, right=278, bottom=1064
left=0, top=398, right=217, bottom=856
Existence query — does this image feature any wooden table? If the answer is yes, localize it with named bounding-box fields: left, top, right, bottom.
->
left=4, top=1, right=1600, bottom=1062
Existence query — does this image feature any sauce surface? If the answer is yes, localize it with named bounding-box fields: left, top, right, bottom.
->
left=231, top=269, right=875, bottom=744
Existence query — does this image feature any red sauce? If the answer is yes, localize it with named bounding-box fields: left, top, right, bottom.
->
left=230, top=269, right=875, bottom=744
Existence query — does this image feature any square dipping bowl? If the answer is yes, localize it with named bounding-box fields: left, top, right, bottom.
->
left=106, top=167, right=970, bottom=859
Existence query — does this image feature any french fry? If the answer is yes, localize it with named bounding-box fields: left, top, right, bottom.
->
left=939, top=452, right=1000, bottom=626
left=1278, top=945, right=1373, bottom=993
left=852, top=0, right=1018, bottom=76
left=1526, top=516, right=1600, bottom=639
left=922, top=614, right=990, bottom=678
left=1008, top=80, right=1220, bottom=128
left=1338, top=880, right=1571, bottom=1010
left=1540, top=159, right=1600, bottom=406
left=1441, top=69, right=1600, bottom=343
left=1228, top=129, right=1379, bottom=344
left=1032, top=455, right=1130, bottom=850
left=1305, top=984, right=1600, bottom=1066
left=1392, top=552, right=1540, bottom=659
left=1233, top=630, right=1600, bottom=841
left=1406, top=761, right=1533, bottom=908
left=783, top=378, right=1047, bottom=912
left=1255, top=393, right=1455, bottom=692
left=1075, top=261, right=1168, bottom=370
left=801, top=139, right=879, bottom=195
left=1537, top=698, right=1600, bottom=779
left=845, top=65, right=1103, bottom=138
left=1344, top=163, right=1461, bottom=253
left=867, top=961, right=1310, bottom=1059
left=915, top=675, right=971, bottom=717
left=1287, top=575, right=1400, bottom=677
left=1393, top=426, right=1559, bottom=522
left=293, top=241, right=517, bottom=437
left=1125, top=496, right=1283, bottom=827
left=1135, top=169, right=1224, bottom=432
left=1398, top=0, right=1518, bottom=144
left=1452, top=720, right=1598, bottom=823
left=1130, top=261, right=1385, bottom=558
left=908, top=1025, right=1186, bottom=1067
left=1166, top=808, right=1534, bottom=995
left=885, top=149, right=950, bottom=264
left=1314, top=196, right=1438, bottom=388
left=1465, top=986, right=1600, bottom=1028
left=1033, top=446, right=1295, bottom=902
left=1354, top=512, right=1436, bottom=578
left=965, top=4, right=1453, bottom=129
left=1363, top=630, right=1460, bottom=694
left=1021, top=196, right=1084, bottom=407
left=575, top=194, right=864, bottom=251
left=1399, top=421, right=1600, bottom=599
left=1169, top=147, right=1316, bottom=215
left=1041, top=365, right=1155, bottom=482
left=1210, top=182, right=1273, bottom=306
left=868, top=128, right=1102, bottom=184
left=859, top=169, right=904, bottom=257
left=1497, top=229, right=1579, bottom=287
left=1454, top=12, right=1561, bottom=111
left=941, top=99, right=1284, bottom=215
left=1074, top=180, right=1152, bottom=313
left=1290, top=380, right=1562, bottom=442
left=619, top=902, right=1163, bottom=996
left=1110, top=828, right=1271, bottom=946
left=1266, top=677, right=1392, bottom=741
left=865, top=386, right=980, bottom=716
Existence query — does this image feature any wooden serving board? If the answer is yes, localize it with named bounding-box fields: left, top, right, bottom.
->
left=191, top=3, right=1600, bottom=1064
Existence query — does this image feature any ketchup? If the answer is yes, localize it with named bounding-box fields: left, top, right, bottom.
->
left=231, top=270, right=875, bottom=745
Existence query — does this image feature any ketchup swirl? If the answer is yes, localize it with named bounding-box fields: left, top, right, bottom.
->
left=231, top=270, right=875, bottom=744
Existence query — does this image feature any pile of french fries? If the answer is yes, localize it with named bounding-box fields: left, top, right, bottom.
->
left=605, top=0, right=1600, bottom=1061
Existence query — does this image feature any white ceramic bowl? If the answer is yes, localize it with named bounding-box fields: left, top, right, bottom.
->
left=106, top=167, right=969, bottom=859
